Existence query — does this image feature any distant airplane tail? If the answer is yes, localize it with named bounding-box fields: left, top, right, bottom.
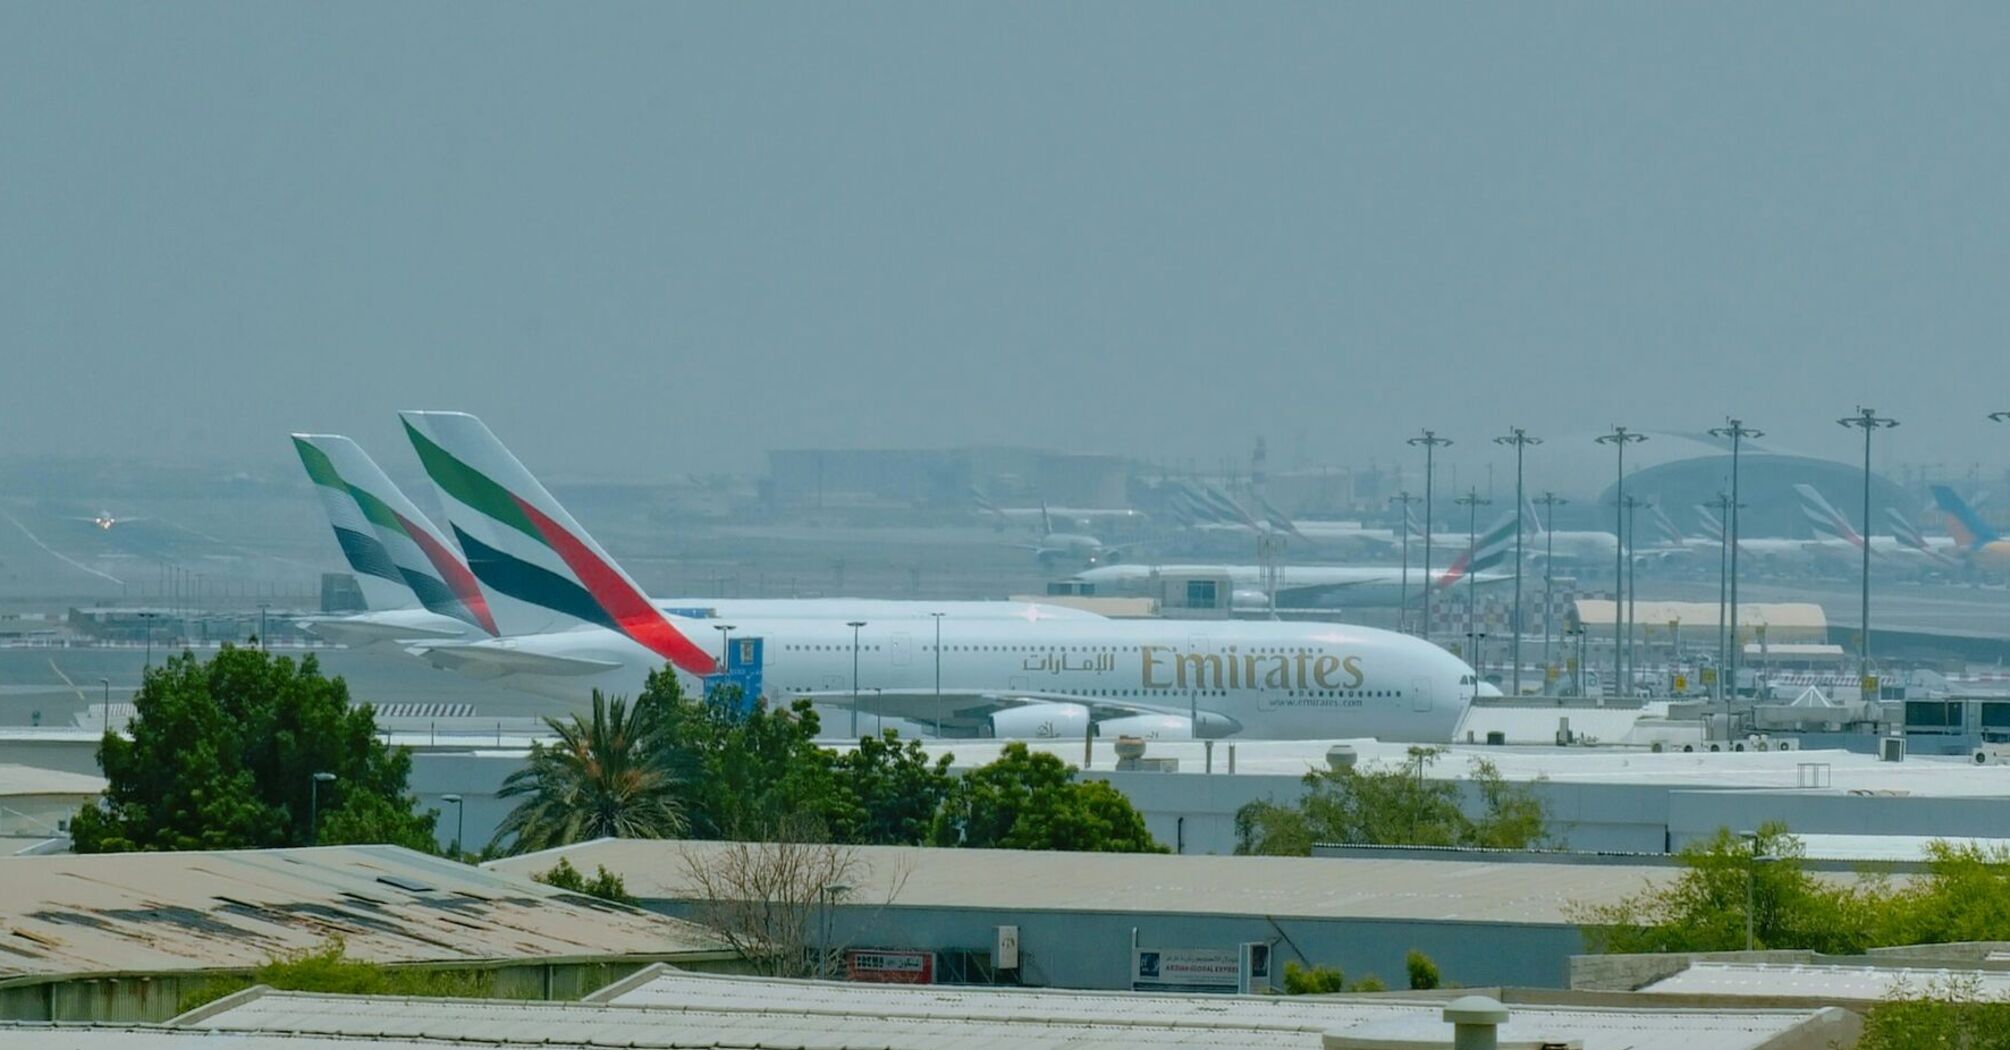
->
left=401, top=411, right=718, bottom=676
left=1932, top=486, right=1999, bottom=550
left=293, top=436, right=413, bottom=613
left=1436, top=511, right=1518, bottom=589
left=1646, top=501, right=1685, bottom=548
left=300, top=434, right=498, bottom=635
left=1795, top=484, right=1864, bottom=549
left=1693, top=504, right=1726, bottom=544
left=970, top=488, right=1007, bottom=522
left=1885, top=506, right=1958, bottom=565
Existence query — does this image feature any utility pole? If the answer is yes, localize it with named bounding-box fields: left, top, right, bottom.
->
left=1389, top=491, right=1420, bottom=634
left=1494, top=427, right=1541, bottom=696
left=1595, top=427, right=1647, bottom=699
left=1709, top=419, right=1762, bottom=704
left=1838, top=408, right=1898, bottom=693
left=930, top=612, right=945, bottom=738
left=1621, top=494, right=1644, bottom=693
left=1706, top=492, right=1734, bottom=708
left=847, top=621, right=866, bottom=738
left=1534, top=492, right=1567, bottom=693
left=1407, top=430, right=1453, bottom=644
left=1455, top=487, right=1491, bottom=665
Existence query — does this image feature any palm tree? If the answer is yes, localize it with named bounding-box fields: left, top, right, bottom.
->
left=492, top=689, right=686, bottom=854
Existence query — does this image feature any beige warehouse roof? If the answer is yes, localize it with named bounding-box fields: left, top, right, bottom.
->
left=1572, top=601, right=1826, bottom=631
left=490, top=840, right=1681, bottom=926
left=0, top=845, right=730, bottom=979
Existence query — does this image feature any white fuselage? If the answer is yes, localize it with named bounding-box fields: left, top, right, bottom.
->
left=312, top=598, right=1102, bottom=646
left=422, top=615, right=1479, bottom=743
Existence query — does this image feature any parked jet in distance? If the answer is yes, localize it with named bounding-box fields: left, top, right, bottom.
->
left=74, top=512, right=146, bottom=531
left=1796, top=483, right=1957, bottom=568
left=1931, top=486, right=2010, bottom=571
left=403, top=411, right=1483, bottom=743
left=973, top=492, right=1146, bottom=532
left=1068, top=563, right=1507, bottom=611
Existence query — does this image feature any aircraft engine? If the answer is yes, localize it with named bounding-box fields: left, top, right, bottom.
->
left=1098, top=711, right=1240, bottom=740
left=986, top=703, right=1091, bottom=739
left=1095, top=714, right=1194, bottom=740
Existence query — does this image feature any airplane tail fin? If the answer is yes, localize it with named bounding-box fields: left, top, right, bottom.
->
left=1436, top=511, right=1518, bottom=589
left=1932, top=486, right=1999, bottom=550
left=1886, top=506, right=1957, bottom=565
left=971, top=488, right=1006, bottom=521
left=400, top=411, right=718, bottom=676
left=293, top=435, right=411, bottom=613
left=1795, top=484, right=1864, bottom=548
left=1647, top=501, right=1685, bottom=547
left=301, top=434, right=498, bottom=635
left=1694, top=504, right=1727, bottom=544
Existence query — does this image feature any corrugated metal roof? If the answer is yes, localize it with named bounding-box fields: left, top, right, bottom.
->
left=0, top=845, right=729, bottom=978
left=1641, top=960, right=2010, bottom=1001
left=490, top=839, right=1681, bottom=925
left=163, top=978, right=1845, bottom=1050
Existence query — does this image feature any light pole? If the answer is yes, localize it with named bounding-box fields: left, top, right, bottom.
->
left=1407, top=430, right=1453, bottom=643
left=99, top=678, right=111, bottom=733
left=257, top=601, right=270, bottom=650
left=846, top=621, right=866, bottom=738
left=713, top=624, right=736, bottom=669
left=1494, top=428, right=1541, bottom=696
left=1706, top=492, right=1733, bottom=708
left=441, top=794, right=464, bottom=858
left=1454, top=487, right=1490, bottom=664
left=1389, top=491, right=1420, bottom=634
left=1620, top=493, right=1645, bottom=692
left=139, top=611, right=156, bottom=671
left=818, top=882, right=852, bottom=980
left=1838, top=407, right=1899, bottom=693
left=1708, top=419, right=1762, bottom=702
left=309, top=771, right=336, bottom=846
left=1595, top=427, right=1647, bottom=697
left=930, top=612, right=945, bottom=737
left=1534, top=492, right=1567, bottom=692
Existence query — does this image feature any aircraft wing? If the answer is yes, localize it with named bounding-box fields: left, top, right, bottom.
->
left=407, top=642, right=624, bottom=678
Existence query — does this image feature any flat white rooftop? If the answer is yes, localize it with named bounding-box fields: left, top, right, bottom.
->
left=148, top=974, right=1852, bottom=1050
left=925, top=736, right=2010, bottom=799
left=1641, top=960, right=2010, bottom=1002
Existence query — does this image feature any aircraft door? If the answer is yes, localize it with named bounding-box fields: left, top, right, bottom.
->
left=1411, top=676, right=1433, bottom=712
left=891, top=632, right=912, bottom=667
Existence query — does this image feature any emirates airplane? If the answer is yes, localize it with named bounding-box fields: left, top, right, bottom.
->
left=395, top=412, right=1483, bottom=743
left=292, top=434, right=1103, bottom=647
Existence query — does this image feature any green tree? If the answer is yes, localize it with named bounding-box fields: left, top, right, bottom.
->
left=70, top=647, right=434, bottom=853
left=833, top=730, right=955, bottom=845
left=931, top=742, right=1165, bottom=853
left=532, top=856, right=638, bottom=904
left=1235, top=750, right=1549, bottom=855
left=1579, top=823, right=1879, bottom=955
left=643, top=672, right=849, bottom=841
left=1282, top=960, right=1344, bottom=995
left=492, top=688, right=686, bottom=854
left=1405, top=949, right=1441, bottom=990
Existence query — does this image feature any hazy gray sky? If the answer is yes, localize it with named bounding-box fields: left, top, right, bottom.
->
left=4, top=4, right=2007, bottom=482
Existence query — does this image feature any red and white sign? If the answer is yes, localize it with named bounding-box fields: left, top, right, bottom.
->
left=845, top=948, right=935, bottom=984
